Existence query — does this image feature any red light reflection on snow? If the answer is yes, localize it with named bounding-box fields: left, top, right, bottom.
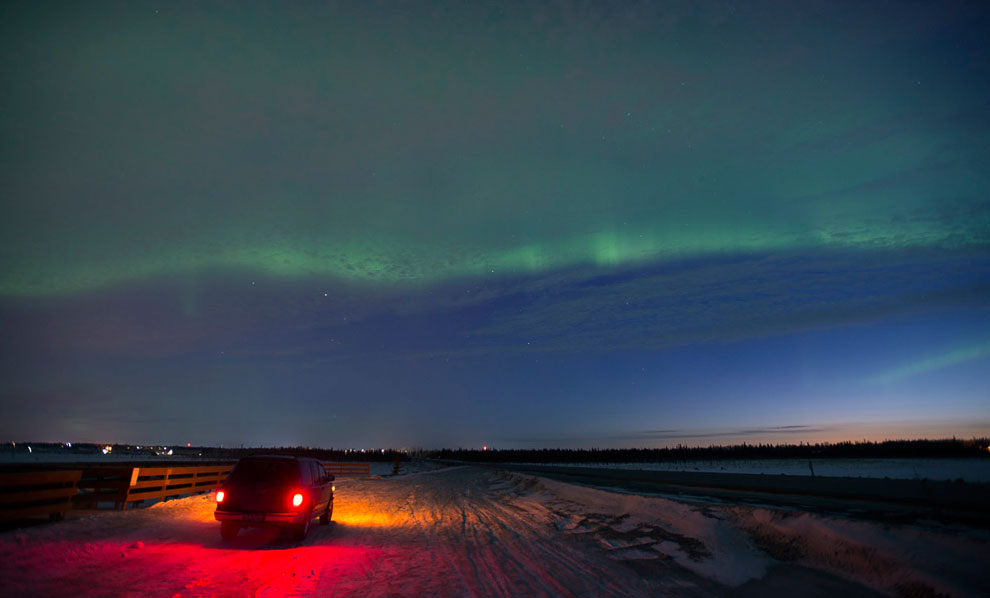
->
left=9, top=533, right=387, bottom=597
left=3, top=494, right=405, bottom=597
left=166, top=540, right=385, bottom=597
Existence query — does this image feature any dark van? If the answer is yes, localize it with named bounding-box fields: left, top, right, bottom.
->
left=214, top=455, right=334, bottom=541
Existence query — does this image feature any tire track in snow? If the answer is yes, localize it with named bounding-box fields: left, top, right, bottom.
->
left=421, top=468, right=645, bottom=597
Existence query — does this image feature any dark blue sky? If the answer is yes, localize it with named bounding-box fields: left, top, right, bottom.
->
left=1, top=1, right=988, bottom=448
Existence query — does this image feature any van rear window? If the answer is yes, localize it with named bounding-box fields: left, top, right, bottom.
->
left=228, top=459, right=300, bottom=485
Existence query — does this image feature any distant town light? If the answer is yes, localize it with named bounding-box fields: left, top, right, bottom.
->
left=483, top=445, right=487, bottom=451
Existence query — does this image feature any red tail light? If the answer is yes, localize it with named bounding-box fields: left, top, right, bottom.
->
left=291, top=492, right=304, bottom=507
left=216, top=490, right=225, bottom=503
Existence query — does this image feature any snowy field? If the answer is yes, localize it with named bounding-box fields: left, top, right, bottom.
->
left=2, top=465, right=988, bottom=597
left=528, top=458, right=990, bottom=483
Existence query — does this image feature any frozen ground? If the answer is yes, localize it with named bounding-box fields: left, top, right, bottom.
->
left=529, top=458, right=990, bottom=483
left=2, top=466, right=988, bottom=597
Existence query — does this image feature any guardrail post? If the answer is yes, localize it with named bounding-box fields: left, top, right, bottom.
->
left=121, top=467, right=140, bottom=510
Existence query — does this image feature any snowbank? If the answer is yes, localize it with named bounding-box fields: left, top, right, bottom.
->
left=529, top=458, right=990, bottom=482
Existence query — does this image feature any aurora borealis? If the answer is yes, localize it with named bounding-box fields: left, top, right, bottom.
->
left=2, top=1, right=988, bottom=448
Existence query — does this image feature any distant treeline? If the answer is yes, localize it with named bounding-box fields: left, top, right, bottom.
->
left=0, top=442, right=410, bottom=463
left=432, top=438, right=990, bottom=463
left=7, top=439, right=989, bottom=463
left=197, top=445, right=410, bottom=462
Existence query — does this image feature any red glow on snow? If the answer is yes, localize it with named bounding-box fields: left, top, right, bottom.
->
left=3, top=483, right=412, bottom=595
left=15, top=537, right=387, bottom=597
left=291, top=493, right=303, bottom=507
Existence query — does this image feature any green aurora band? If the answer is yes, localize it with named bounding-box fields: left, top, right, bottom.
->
left=870, top=341, right=990, bottom=386
left=1, top=2, right=987, bottom=297
left=2, top=215, right=985, bottom=298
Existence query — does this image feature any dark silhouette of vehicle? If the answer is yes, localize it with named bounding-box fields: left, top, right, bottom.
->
left=214, top=455, right=334, bottom=541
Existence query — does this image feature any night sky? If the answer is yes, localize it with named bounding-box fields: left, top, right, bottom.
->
left=2, top=1, right=988, bottom=449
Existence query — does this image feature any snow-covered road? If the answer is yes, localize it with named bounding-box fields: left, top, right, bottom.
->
left=2, top=466, right=988, bottom=597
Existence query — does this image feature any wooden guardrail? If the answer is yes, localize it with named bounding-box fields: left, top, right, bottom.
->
left=2, top=461, right=367, bottom=520
left=0, top=470, right=82, bottom=521
left=323, top=462, right=371, bottom=476
left=74, top=464, right=233, bottom=510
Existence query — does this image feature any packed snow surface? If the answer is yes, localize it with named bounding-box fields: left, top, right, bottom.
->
left=2, top=466, right=988, bottom=597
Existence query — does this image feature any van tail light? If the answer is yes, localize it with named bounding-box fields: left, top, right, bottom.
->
left=216, top=490, right=225, bottom=503
left=291, top=492, right=304, bottom=507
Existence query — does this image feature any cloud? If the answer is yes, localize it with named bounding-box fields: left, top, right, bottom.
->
left=4, top=247, right=984, bottom=367
left=454, top=248, right=990, bottom=355
left=619, top=425, right=830, bottom=440
left=505, top=425, right=832, bottom=446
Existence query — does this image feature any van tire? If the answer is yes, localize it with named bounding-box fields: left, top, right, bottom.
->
left=292, top=509, right=312, bottom=541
